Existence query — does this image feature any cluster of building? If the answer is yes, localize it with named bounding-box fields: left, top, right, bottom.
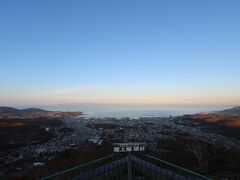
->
left=1, top=115, right=240, bottom=177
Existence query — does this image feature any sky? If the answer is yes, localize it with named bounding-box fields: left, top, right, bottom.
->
left=0, top=0, right=240, bottom=106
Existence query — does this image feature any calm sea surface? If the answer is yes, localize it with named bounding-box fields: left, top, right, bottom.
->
left=26, top=104, right=230, bottom=119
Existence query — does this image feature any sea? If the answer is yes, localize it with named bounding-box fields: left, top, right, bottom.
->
left=22, top=104, right=230, bottom=119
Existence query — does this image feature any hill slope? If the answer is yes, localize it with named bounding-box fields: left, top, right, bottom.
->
left=0, top=107, right=20, bottom=114
left=0, top=107, right=83, bottom=119
left=217, top=106, right=240, bottom=115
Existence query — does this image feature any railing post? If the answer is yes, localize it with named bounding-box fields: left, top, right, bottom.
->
left=128, top=152, right=132, bottom=180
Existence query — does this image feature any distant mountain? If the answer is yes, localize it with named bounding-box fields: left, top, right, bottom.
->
left=186, top=106, right=240, bottom=128
left=184, top=113, right=240, bottom=128
left=216, top=106, right=240, bottom=115
left=21, top=108, right=47, bottom=113
left=0, top=107, right=20, bottom=114
left=0, top=107, right=83, bottom=119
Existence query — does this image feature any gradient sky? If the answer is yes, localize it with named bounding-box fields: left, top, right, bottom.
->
left=0, top=0, right=240, bottom=106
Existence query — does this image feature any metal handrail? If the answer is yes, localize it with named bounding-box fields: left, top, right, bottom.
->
left=40, top=154, right=116, bottom=180
left=144, top=154, right=212, bottom=180
left=40, top=153, right=212, bottom=180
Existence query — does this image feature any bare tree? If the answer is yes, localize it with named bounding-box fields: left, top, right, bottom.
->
left=186, top=142, right=205, bottom=166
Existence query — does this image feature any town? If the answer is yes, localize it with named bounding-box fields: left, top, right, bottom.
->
left=1, top=115, right=240, bottom=178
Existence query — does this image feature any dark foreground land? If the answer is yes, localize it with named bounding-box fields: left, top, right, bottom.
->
left=0, top=118, right=63, bottom=151
left=1, top=107, right=240, bottom=179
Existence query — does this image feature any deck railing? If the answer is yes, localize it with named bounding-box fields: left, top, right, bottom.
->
left=133, top=154, right=211, bottom=180
left=40, top=153, right=212, bottom=180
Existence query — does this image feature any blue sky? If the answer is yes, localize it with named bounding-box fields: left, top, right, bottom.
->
left=0, top=0, right=240, bottom=106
